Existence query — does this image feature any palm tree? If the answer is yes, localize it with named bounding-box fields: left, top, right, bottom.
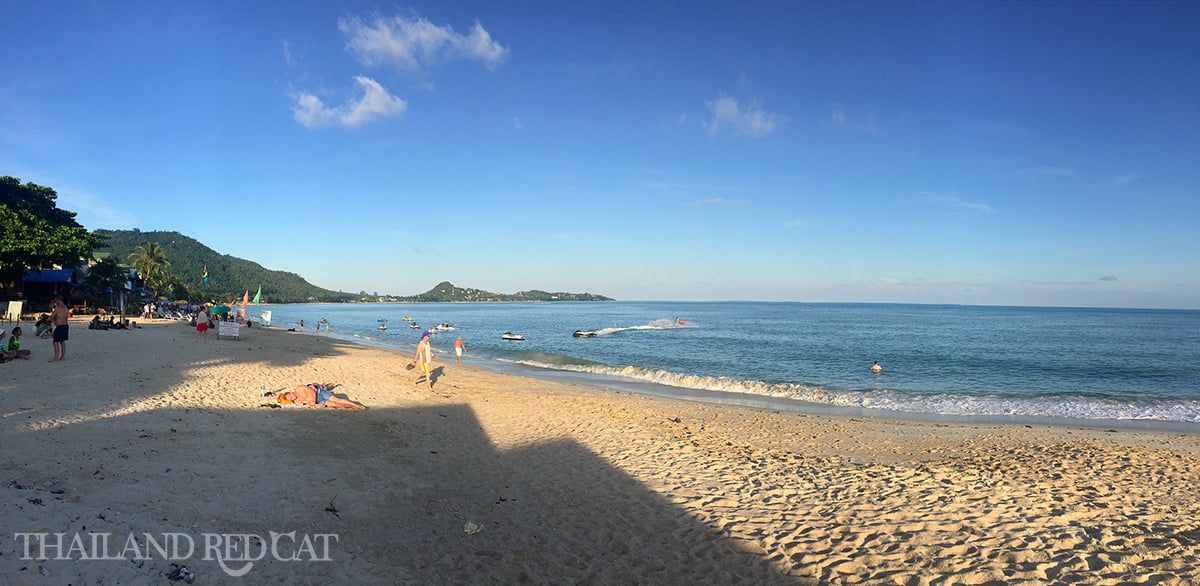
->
left=128, top=241, right=170, bottom=294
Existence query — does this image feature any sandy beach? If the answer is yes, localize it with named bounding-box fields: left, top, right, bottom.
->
left=2, top=317, right=1199, bottom=584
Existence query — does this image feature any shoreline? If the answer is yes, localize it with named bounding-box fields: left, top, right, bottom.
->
left=3, top=318, right=1199, bottom=583
left=289, top=319, right=1200, bottom=433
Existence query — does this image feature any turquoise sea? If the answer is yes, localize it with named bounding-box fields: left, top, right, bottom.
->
left=253, top=302, right=1200, bottom=429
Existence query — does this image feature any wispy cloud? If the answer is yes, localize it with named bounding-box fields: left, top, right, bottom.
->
left=705, top=98, right=782, bottom=138
left=691, top=197, right=748, bottom=207
left=831, top=106, right=882, bottom=134
left=1099, top=275, right=1118, bottom=282
left=281, top=40, right=295, bottom=68
left=783, top=218, right=807, bottom=228
left=291, top=76, right=407, bottom=129
left=56, top=184, right=138, bottom=229
left=871, top=278, right=917, bottom=293
left=339, top=13, right=509, bottom=73
left=1022, top=165, right=1074, bottom=177
left=1114, top=173, right=1140, bottom=185
left=923, top=194, right=994, bottom=213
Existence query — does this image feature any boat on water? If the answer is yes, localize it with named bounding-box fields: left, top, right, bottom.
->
left=401, top=317, right=414, bottom=321
left=436, top=323, right=455, bottom=331
left=573, top=330, right=597, bottom=338
left=409, top=323, right=421, bottom=329
left=501, top=332, right=525, bottom=341
left=378, top=324, right=387, bottom=331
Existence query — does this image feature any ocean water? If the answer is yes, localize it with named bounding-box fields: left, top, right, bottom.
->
left=253, top=302, right=1200, bottom=428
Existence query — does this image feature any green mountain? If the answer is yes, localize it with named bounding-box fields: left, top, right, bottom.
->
left=402, top=281, right=614, bottom=302
left=93, top=229, right=354, bottom=303
left=92, top=230, right=614, bottom=304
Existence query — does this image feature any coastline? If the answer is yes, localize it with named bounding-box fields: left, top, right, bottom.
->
left=3, top=318, right=1199, bottom=583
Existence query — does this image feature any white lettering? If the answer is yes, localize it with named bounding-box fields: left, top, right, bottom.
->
left=13, top=533, right=46, bottom=559
left=91, top=532, right=113, bottom=560
left=65, top=532, right=89, bottom=560
left=120, top=533, right=145, bottom=560
left=270, top=531, right=297, bottom=561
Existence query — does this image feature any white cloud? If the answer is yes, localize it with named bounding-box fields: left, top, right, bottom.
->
left=339, top=14, right=509, bottom=72
left=831, top=105, right=881, bottom=134
left=1022, top=165, right=1074, bottom=176
left=924, top=194, right=994, bottom=213
left=691, top=197, right=748, bottom=207
left=291, top=76, right=407, bottom=129
left=56, top=185, right=137, bottom=229
left=831, top=107, right=846, bottom=127
left=871, top=278, right=917, bottom=293
left=705, top=97, right=782, bottom=138
left=1114, top=173, right=1140, bottom=185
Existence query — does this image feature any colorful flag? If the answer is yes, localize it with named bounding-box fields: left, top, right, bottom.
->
left=241, top=290, right=250, bottom=306
left=202, top=265, right=209, bottom=284
left=251, top=286, right=262, bottom=304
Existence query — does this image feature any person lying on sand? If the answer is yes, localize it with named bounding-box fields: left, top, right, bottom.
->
left=277, top=383, right=366, bottom=410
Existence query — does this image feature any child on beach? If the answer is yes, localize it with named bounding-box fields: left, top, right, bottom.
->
left=2, top=327, right=31, bottom=360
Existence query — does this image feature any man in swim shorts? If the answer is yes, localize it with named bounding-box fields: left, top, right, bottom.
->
left=49, top=297, right=70, bottom=362
left=411, top=332, right=438, bottom=389
left=280, top=384, right=366, bottom=409
left=453, top=335, right=464, bottom=364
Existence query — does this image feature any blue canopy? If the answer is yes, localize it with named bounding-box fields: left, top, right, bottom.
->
left=23, top=269, right=76, bottom=283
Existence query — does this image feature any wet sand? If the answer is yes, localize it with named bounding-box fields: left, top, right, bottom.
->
left=2, top=318, right=1199, bottom=584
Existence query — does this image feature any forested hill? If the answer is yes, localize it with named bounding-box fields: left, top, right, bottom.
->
left=403, top=281, right=614, bottom=302
left=93, top=230, right=615, bottom=304
left=93, top=229, right=354, bottom=303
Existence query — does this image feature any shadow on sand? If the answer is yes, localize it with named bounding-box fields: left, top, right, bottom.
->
left=0, top=323, right=792, bottom=583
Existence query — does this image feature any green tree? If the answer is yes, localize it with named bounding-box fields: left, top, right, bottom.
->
left=128, top=241, right=170, bottom=294
left=160, top=274, right=190, bottom=302
left=83, top=257, right=129, bottom=313
left=0, top=176, right=107, bottom=297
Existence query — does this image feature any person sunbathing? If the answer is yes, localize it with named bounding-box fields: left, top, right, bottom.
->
left=277, top=383, right=366, bottom=410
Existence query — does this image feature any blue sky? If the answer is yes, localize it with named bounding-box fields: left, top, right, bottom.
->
left=2, top=2, right=1197, bottom=308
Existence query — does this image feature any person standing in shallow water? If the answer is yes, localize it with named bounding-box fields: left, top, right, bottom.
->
left=454, top=335, right=464, bottom=364
left=49, top=297, right=69, bottom=362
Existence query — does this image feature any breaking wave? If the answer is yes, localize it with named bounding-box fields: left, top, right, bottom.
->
left=502, top=358, right=1200, bottom=423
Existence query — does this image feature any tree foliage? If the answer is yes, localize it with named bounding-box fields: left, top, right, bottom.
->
left=94, top=229, right=354, bottom=303
left=82, top=256, right=129, bottom=309
left=128, top=241, right=170, bottom=293
left=0, top=176, right=107, bottom=295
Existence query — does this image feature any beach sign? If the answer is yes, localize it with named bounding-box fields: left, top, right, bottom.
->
left=259, top=310, right=272, bottom=327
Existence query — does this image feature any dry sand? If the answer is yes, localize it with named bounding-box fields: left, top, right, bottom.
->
left=2, top=317, right=1200, bottom=584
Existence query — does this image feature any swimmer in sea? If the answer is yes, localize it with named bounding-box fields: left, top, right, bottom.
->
left=870, top=361, right=882, bottom=373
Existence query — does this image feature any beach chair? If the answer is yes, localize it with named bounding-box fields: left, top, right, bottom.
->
left=3, top=301, right=22, bottom=323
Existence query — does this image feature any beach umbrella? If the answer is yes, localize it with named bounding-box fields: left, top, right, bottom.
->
left=209, top=305, right=231, bottom=315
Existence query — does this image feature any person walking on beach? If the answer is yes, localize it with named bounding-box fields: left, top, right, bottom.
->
left=412, top=332, right=438, bottom=389
left=453, top=335, right=464, bottom=364
left=195, top=306, right=211, bottom=343
left=49, top=297, right=69, bottom=362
